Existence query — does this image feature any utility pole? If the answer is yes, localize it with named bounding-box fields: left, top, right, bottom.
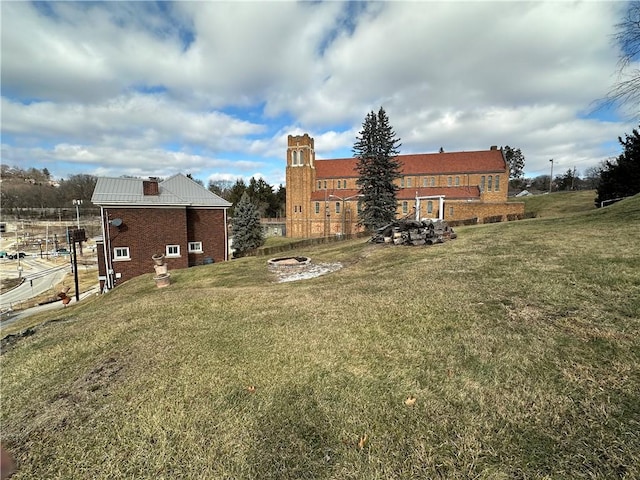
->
left=549, top=159, right=554, bottom=193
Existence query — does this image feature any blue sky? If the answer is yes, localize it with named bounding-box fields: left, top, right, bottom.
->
left=1, top=1, right=637, bottom=188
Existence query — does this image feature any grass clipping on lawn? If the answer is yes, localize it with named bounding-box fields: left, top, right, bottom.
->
left=1, top=194, right=639, bottom=479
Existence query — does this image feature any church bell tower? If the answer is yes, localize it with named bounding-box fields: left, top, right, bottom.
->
left=285, top=134, right=315, bottom=238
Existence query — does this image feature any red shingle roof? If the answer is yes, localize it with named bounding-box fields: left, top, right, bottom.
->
left=315, top=150, right=506, bottom=178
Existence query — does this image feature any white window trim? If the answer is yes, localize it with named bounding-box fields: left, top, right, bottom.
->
left=113, top=246, right=130, bottom=261
left=188, top=241, right=203, bottom=253
left=166, top=244, right=181, bottom=258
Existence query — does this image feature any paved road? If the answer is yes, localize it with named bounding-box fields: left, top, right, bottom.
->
left=1, top=256, right=73, bottom=309
left=0, top=265, right=70, bottom=309
left=1, top=286, right=100, bottom=327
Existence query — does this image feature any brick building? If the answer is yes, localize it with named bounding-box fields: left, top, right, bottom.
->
left=286, top=133, right=525, bottom=238
left=91, top=174, right=231, bottom=290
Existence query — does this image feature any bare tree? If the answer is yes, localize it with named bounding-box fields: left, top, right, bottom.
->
left=605, top=2, right=640, bottom=117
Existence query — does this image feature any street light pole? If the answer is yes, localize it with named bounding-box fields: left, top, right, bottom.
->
left=549, top=159, right=554, bottom=194
left=72, top=199, right=83, bottom=229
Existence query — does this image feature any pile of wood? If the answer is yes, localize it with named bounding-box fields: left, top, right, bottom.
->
left=371, top=219, right=457, bottom=246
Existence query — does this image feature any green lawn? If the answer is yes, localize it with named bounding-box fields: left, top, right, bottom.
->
left=513, top=189, right=597, bottom=218
left=1, top=194, right=639, bottom=479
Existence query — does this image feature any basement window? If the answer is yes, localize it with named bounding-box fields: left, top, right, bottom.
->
left=188, top=242, right=203, bottom=253
left=113, top=247, right=130, bottom=261
left=166, top=245, right=180, bottom=257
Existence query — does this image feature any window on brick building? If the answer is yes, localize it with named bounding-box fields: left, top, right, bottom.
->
left=480, top=176, right=486, bottom=191
left=113, top=247, right=130, bottom=260
left=488, top=175, right=493, bottom=191
left=323, top=180, right=327, bottom=189
left=292, top=151, right=298, bottom=166
left=400, top=177, right=405, bottom=187
left=431, top=177, right=435, bottom=187
left=337, top=180, right=341, bottom=189
left=188, top=242, right=203, bottom=253
left=455, top=176, right=460, bottom=186
left=402, top=201, right=408, bottom=214
left=335, top=202, right=340, bottom=214
left=166, top=245, right=180, bottom=257
left=495, top=175, right=500, bottom=191
left=427, top=201, right=433, bottom=214
left=449, top=206, right=454, bottom=216
left=315, top=202, right=320, bottom=214
left=447, top=176, right=452, bottom=186
left=407, top=177, right=412, bottom=188
left=423, top=177, right=428, bottom=187
left=317, top=181, right=321, bottom=189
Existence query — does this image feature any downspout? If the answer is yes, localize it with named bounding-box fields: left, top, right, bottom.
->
left=224, top=207, right=228, bottom=261
left=99, top=206, right=110, bottom=291
left=105, top=209, right=114, bottom=289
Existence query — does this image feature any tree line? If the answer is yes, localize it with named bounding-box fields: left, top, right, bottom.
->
left=0, top=165, right=286, bottom=220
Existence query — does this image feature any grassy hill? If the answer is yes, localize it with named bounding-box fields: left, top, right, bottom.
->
left=511, top=189, right=597, bottom=218
left=2, top=195, right=639, bottom=479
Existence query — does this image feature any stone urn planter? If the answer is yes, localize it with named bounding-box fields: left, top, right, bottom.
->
left=154, top=264, right=168, bottom=275
left=153, top=273, right=171, bottom=288
left=152, top=254, right=165, bottom=266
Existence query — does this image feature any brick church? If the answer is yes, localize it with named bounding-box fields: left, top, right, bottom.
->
left=285, top=133, right=525, bottom=239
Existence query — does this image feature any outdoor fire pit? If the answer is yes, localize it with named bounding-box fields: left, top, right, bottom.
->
left=267, top=256, right=311, bottom=271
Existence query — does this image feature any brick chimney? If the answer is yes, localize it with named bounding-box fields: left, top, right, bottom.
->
left=143, top=177, right=159, bottom=196
left=490, top=145, right=498, bottom=150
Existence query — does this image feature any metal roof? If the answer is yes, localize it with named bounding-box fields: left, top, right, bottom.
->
left=91, top=173, right=231, bottom=208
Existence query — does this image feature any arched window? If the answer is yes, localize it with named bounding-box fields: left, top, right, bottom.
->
left=298, top=150, right=304, bottom=165
left=292, top=151, right=298, bottom=166
left=337, top=180, right=341, bottom=189
left=447, top=176, right=452, bottom=186
left=402, top=201, right=408, bottom=214
left=488, top=175, right=493, bottom=191
left=335, top=202, right=341, bottom=214
left=427, top=201, right=433, bottom=214
left=455, top=176, right=460, bottom=186
left=495, top=175, right=500, bottom=191
left=315, top=202, right=320, bottom=214
left=480, top=176, right=486, bottom=191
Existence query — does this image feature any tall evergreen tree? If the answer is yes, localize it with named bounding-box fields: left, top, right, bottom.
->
left=231, top=192, right=264, bottom=257
left=595, top=126, right=640, bottom=206
left=502, top=146, right=526, bottom=179
left=354, top=107, right=402, bottom=230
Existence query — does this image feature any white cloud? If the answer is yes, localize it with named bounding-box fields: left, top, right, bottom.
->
left=0, top=0, right=634, bottom=187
